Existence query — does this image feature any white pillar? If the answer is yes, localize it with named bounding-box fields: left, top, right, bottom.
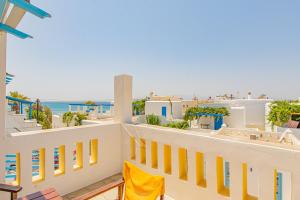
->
left=0, top=32, right=6, bottom=140
left=206, top=153, right=218, bottom=198
left=114, top=74, right=132, bottom=123
left=258, top=165, right=274, bottom=200
left=230, top=160, right=243, bottom=200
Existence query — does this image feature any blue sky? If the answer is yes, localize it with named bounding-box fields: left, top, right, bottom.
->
left=6, top=0, right=300, bottom=101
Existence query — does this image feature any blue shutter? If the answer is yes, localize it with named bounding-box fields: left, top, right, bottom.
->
left=276, top=172, right=283, bottom=200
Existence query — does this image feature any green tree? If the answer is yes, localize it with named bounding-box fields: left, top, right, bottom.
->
left=9, top=91, right=29, bottom=100
left=133, top=98, right=146, bottom=115
left=9, top=91, right=30, bottom=114
left=85, top=100, right=96, bottom=105
left=30, top=105, right=53, bottom=129
left=74, top=113, right=87, bottom=126
left=268, top=101, right=300, bottom=128
left=62, top=112, right=74, bottom=127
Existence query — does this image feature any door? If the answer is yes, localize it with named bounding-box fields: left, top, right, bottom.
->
left=162, top=106, right=167, bottom=118
left=214, top=116, right=223, bottom=130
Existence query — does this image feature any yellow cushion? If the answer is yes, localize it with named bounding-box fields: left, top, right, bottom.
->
left=123, top=161, right=165, bottom=200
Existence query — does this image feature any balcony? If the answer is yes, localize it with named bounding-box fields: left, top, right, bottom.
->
left=1, top=120, right=300, bottom=199
left=0, top=75, right=300, bottom=200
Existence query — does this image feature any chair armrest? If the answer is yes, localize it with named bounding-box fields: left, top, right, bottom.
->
left=73, top=179, right=125, bottom=200
left=0, top=184, right=22, bottom=193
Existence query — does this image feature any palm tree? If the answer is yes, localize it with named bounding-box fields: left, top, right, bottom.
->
left=9, top=91, right=29, bottom=100
left=9, top=91, right=29, bottom=114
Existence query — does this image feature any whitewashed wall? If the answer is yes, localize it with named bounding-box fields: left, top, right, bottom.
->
left=224, top=107, right=246, bottom=129
left=0, top=123, right=122, bottom=198
left=122, top=124, right=300, bottom=200
left=145, top=101, right=183, bottom=120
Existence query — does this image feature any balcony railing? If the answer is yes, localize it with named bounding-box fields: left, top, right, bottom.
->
left=1, top=121, right=300, bottom=199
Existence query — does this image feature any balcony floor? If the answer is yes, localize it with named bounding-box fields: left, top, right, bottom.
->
left=63, top=173, right=122, bottom=200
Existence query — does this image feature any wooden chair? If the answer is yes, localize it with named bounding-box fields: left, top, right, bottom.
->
left=74, top=161, right=165, bottom=200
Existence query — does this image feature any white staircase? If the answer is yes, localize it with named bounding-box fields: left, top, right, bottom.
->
left=5, top=111, right=42, bottom=134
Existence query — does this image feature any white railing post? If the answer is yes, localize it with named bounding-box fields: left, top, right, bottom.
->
left=114, top=74, right=132, bottom=123
left=258, top=165, right=274, bottom=200
left=229, top=160, right=243, bottom=200
left=292, top=172, right=300, bottom=200
left=205, top=153, right=217, bottom=198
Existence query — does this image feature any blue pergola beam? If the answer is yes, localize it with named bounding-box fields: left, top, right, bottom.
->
left=0, top=23, right=32, bottom=39
left=6, top=96, right=33, bottom=104
left=9, top=0, right=51, bottom=19
left=6, top=96, right=33, bottom=119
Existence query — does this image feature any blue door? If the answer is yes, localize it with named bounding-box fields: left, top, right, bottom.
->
left=214, top=117, right=223, bottom=130
left=162, top=106, right=167, bottom=118
left=276, top=172, right=282, bottom=200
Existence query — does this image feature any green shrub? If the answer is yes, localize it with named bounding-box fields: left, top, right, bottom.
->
left=164, top=121, right=189, bottom=130
left=184, top=106, right=229, bottom=121
left=63, top=112, right=87, bottom=127
left=268, top=101, right=300, bottom=127
left=29, top=106, right=52, bottom=129
left=146, top=114, right=161, bottom=125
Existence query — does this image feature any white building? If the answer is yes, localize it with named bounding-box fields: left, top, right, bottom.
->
left=145, top=92, right=198, bottom=120
left=203, top=99, right=273, bottom=130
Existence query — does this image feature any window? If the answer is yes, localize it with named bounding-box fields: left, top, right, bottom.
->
left=32, top=148, right=45, bottom=183
left=164, top=145, right=172, bottom=174
left=73, top=142, right=83, bottom=170
left=89, top=139, right=98, bottom=165
left=54, top=146, right=65, bottom=176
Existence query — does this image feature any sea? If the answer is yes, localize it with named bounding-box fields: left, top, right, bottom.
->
left=41, top=101, right=112, bottom=115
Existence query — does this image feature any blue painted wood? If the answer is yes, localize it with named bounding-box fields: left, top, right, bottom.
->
left=162, top=106, right=167, bottom=118
left=214, top=116, right=223, bottom=130
left=9, top=0, right=51, bottom=18
left=0, top=23, right=32, bottom=39
left=276, top=172, right=283, bottom=200
left=0, top=0, right=7, bottom=22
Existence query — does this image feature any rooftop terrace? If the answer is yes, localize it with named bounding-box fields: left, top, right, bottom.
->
left=0, top=75, right=299, bottom=200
